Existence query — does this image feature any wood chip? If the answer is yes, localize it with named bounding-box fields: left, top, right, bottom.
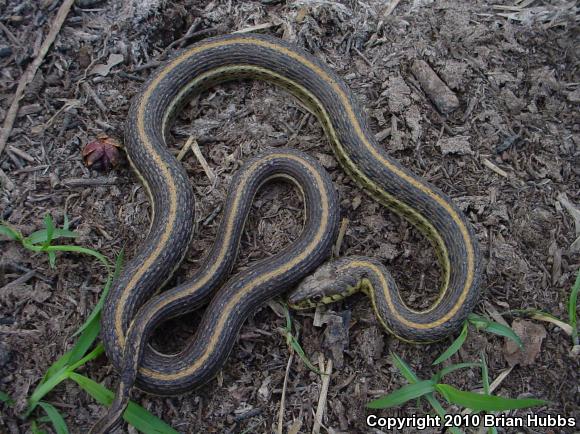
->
left=411, top=59, right=460, bottom=114
left=482, top=158, right=509, bottom=178
left=0, top=0, right=76, bottom=157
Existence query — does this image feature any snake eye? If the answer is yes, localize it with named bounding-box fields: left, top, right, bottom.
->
left=311, top=294, right=323, bottom=304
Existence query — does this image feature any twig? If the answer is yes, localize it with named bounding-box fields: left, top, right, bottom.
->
left=233, top=23, right=278, bottom=34
left=333, top=218, right=349, bottom=258
left=189, top=137, right=216, bottom=183
left=0, top=22, right=19, bottom=46
left=62, top=177, right=118, bottom=187
left=312, top=356, right=332, bottom=434
left=176, top=137, right=193, bottom=161
left=277, top=352, right=294, bottom=434
left=482, top=158, right=509, bottom=178
left=7, top=145, right=35, bottom=163
left=0, top=270, right=36, bottom=292
left=81, top=82, right=108, bottom=113
left=352, top=46, right=373, bottom=67
left=0, top=0, right=76, bottom=157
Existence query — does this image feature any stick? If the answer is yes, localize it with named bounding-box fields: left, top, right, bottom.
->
left=277, top=352, right=294, bottom=434
left=333, top=218, right=349, bottom=258
left=312, top=356, right=332, bottom=434
left=0, top=0, right=75, bottom=157
left=190, top=138, right=216, bottom=183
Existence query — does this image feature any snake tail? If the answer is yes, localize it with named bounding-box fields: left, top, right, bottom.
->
left=91, top=149, right=339, bottom=432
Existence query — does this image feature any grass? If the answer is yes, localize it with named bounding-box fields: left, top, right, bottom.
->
left=367, top=351, right=546, bottom=431
left=508, top=267, right=579, bottom=347
left=432, top=314, right=523, bottom=366
left=0, top=215, right=177, bottom=433
left=2, top=214, right=576, bottom=431
left=279, top=302, right=324, bottom=375
left=367, top=311, right=554, bottom=430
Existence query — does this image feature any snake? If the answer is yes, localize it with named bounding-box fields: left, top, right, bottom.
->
left=92, top=33, right=481, bottom=432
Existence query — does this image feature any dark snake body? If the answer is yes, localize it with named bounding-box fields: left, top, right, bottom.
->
left=94, top=33, right=481, bottom=433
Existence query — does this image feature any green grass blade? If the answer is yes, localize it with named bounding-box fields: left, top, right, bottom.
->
left=42, top=214, right=55, bottom=248
left=66, top=344, right=104, bottom=373
left=33, top=315, right=101, bottom=404
left=66, top=315, right=102, bottom=365
left=468, top=314, right=523, bottom=349
left=0, top=390, right=14, bottom=405
left=481, top=352, right=490, bottom=395
left=432, top=363, right=481, bottom=383
left=389, top=352, right=464, bottom=434
left=38, top=402, right=69, bottom=434
left=42, top=351, right=73, bottom=384
left=568, top=268, right=579, bottom=345
left=281, top=303, right=322, bottom=375
left=27, top=345, right=102, bottom=415
left=26, top=229, right=78, bottom=245
left=390, top=351, right=419, bottom=381
left=44, top=245, right=110, bottom=269
left=74, top=249, right=123, bottom=337
left=48, top=251, right=57, bottom=269
left=433, top=322, right=468, bottom=365
left=283, top=302, right=292, bottom=333
left=367, top=380, right=436, bottom=409
left=435, top=384, right=546, bottom=411
left=31, top=420, right=47, bottom=434
left=288, top=335, right=323, bottom=375
left=68, top=373, right=179, bottom=434
left=27, top=368, right=69, bottom=414
left=0, top=223, right=22, bottom=241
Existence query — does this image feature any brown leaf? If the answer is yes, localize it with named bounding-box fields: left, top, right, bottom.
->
left=503, top=319, right=547, bottom=367
left=90, top=53, right=124, bottom=76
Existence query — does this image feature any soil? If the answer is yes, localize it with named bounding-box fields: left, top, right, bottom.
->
left=0, top=0, right=579, bottom=433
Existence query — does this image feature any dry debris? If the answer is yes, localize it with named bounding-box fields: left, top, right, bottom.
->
left=503, top=319, right=547, bottom=367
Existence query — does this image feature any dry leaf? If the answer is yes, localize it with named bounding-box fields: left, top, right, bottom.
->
left=503, top=319, right=546, bottom=367
left=90, top=53, right=124, bottom=76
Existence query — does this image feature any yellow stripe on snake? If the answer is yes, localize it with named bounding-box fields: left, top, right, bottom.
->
left=91, top=34, right=481, bottom=433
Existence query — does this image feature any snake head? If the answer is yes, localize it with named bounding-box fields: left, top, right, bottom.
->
left=287, top=259, right=361, bottom=309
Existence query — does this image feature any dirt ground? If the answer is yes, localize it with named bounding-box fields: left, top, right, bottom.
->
left=0, top=0, right=579, bottom=433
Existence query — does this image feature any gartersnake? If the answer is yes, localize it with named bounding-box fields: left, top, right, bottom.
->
left=93, top=33, right=481, bottom=432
